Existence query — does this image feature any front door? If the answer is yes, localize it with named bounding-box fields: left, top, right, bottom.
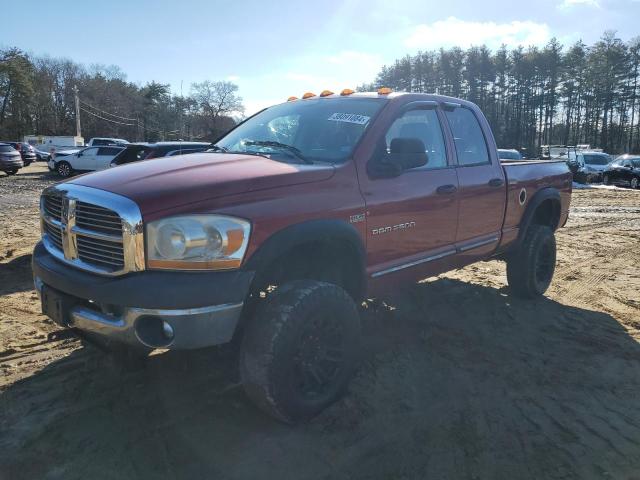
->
left=359, top=104, right=459, bottom=282
left=75, top=147, right=99, bottom=170
left=444, top=106, right=506, bottom=258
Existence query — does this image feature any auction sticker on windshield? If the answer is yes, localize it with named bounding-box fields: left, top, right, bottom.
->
left=328, top=113, right=370, bottom=125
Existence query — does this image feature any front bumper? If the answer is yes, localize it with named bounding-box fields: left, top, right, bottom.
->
left=32, top=241, right=254, bottom=349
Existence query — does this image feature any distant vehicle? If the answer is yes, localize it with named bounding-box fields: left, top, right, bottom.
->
left=86, top=137, right=129, bottom=147
left=603, top=155, right=640, bottom=189
left=3, top=142, right=36, bottom=166
left=35, top=148, right=51, bottom=162
left=497, top=149, right=523, bottom=161
left=50, top=145, right=124, bottom=177
left=109, top=142, right=210, bottom=167
left=24, top=135, right=84, bottom=148
left=573, top=152, right=612, bottom=183
left=0, top=143, right=23, bottom=175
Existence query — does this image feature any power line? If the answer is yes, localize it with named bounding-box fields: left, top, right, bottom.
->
left=79, top=100, right=137, bottom=121
left=80, top=107, right=137, bottom=126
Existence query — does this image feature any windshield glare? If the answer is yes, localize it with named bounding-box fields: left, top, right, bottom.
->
left=215, top=98, right=386, bottom=164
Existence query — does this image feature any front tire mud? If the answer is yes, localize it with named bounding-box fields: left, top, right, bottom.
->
left=240, top=280, right=361, bottom=423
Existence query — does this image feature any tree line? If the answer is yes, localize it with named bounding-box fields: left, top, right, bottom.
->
left=362, top=31, right=640, bottom=156
left=0, top=48, right=244, bottom=143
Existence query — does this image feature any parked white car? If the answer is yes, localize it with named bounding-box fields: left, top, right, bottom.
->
left=49, top=146, right=124, bottom=177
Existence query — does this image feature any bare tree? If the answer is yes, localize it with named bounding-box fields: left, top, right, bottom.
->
left=190, top=80, right=244, bottom=139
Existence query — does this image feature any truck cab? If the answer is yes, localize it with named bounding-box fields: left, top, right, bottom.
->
left=33, top=90, right=571, bottom=423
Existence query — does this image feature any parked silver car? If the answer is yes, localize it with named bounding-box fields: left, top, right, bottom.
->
left=0, top=143, right=23, bottom=175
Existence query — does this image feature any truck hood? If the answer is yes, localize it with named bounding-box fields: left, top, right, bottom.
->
left=69, top=152, right=335, bottom=214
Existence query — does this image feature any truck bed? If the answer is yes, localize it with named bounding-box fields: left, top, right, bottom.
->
left=500, top=159, right=572, bottom=249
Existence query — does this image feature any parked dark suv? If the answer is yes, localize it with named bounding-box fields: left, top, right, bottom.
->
left=0, top=143, right=23, bottom=175
left=109, top=142, right=210, bottom=167
left=603, top=155, right=640, bottom=189
left=4, top=142, right=36, bottom=166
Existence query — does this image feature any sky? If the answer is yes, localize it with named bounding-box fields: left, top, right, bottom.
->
left=2, top=0, right=639, bottom=116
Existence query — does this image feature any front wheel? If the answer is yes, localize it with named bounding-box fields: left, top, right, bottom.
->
left=240, top=280, right=361, bottom=423
left=603, top=174, right=610, bottom=185
left=56, top=161, right=72, bottom=177
left=506, top=225, right=556, bottom=298
left=631, top=177, right=639, bottom=189
left=4, top=169, right=18, bottom=176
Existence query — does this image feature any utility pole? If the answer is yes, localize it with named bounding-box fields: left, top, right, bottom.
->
left=73, top=85, right=81, bottom=138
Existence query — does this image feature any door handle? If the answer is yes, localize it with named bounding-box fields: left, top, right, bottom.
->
left=436, top=184, right=457, bottom=195
left=488, top=178, right=504, bottom=187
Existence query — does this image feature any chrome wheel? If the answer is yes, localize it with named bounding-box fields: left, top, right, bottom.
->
left=57, top=162, right=71, bottom=177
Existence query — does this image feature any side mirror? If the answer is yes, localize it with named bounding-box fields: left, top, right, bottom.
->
left=368, top=138, right=428, bottom=178
left=77, top=152, right=83, bottom=157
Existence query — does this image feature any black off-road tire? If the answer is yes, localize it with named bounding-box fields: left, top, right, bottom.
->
left=603, top=174, right=610, bottom=185
left=240, top=280, right=361, bottom=423
left=507, top=225, right=557, bottom=299
left=57, top=161, right=72, bottom=177
left=4, top=169, right=18, bottom=176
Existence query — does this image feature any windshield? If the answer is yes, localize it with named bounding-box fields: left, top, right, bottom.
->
left=583, top=154, right=610, bottom=165
left=498, top=150, right=522, bottom=160
left=215, top=97, right=386, bottom=164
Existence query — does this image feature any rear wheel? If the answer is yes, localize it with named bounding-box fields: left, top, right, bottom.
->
left=240, top=280, right=361, bottom=423
left=4, top=169, right=18, bottom=176
left=507, top=225, right=556, bottom=299
left=57, top=161, right=72, bottom=177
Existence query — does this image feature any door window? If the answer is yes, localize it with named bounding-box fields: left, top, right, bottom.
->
left=97, top=147, right=121, bottom=156
left=82, top=147, right=98, bottom=156
left=384, top=109, right=447, bottom=170
left=445, top=108, right=490, bottom=166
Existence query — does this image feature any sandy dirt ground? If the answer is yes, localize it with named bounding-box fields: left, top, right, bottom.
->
left=1, top=163, right=640, bottom=480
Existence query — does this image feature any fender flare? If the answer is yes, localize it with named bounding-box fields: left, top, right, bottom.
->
left=516, top=187, right=561, bottom=245
left=243, top=219, right=367, bottom=299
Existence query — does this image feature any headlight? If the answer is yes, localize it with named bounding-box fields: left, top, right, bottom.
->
left=146, top=215, right=251, bottom=270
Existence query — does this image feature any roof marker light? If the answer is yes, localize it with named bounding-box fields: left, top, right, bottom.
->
left=340, top=88, right=355, bottom=96
left=378, top=87, right=392, bottom=95
left=287, top=96, right=298, bottom=101
left=320, top=90, right=334, bottom=97
left=302, top=92, right=316, bottom=99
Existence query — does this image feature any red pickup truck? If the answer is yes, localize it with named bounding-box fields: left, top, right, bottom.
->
left=33, top=90, right=571, bottom=422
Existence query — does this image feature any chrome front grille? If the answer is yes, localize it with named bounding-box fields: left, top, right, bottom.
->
left=40, top=184, right=145, bottom=276
left=76, top=202, right=123, bottom=235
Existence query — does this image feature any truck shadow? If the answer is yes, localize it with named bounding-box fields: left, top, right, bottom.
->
left=0, top=254, right=34, bottom=295
left=2, top=278, right=640, bottom=479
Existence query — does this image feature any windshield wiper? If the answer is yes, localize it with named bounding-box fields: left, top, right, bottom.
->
left=207, top=144, right=228, bottom=152
left=243, top=140, right=312, bottom=164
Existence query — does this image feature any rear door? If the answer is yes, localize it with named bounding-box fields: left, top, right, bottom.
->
left=359, top=102, right=459, bottom=280
left=444, top=105, right=506, bottom=258
left=95, top=147, right=122, bottom=169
